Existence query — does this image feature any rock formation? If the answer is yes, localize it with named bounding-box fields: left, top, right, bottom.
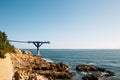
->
left=76, top=64, right=115, bottom=80
left=76, top=65, right=106, bottom=72
left=11, top=48, right=73, bottom=80
left=32, top=62, right=73, bottom=80
left=82, top=73, right=99, bottom=80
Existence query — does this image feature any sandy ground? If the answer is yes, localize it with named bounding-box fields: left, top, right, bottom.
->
left=0, top=53, right=13, bottom=80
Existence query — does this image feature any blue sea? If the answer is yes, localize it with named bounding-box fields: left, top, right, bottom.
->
left=24, top=49, right=120, bottom=80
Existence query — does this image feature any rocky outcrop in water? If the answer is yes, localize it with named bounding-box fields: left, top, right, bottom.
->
left=11, top=48, right=73, bottom=80
left=76, top=65, right=106, bottom=72
left=76, top=64, right=115, bottom=80
left=32, top=62, right=73, bottom=80
left=82, top=73, right=99, bottom=80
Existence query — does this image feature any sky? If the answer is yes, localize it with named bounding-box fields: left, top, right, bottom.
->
left=0, top=0, right=120, bottom=49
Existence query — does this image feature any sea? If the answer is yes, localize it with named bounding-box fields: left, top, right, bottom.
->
left=23, top=49, right=120, bottom=80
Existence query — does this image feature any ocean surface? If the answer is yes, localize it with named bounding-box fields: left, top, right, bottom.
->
left=23, top=49, right=120, bottom=80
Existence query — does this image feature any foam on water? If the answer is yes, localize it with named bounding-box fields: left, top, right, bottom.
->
left=83, top=62, right=96, bottom=65
left=42, top=58, right=54, bottom=63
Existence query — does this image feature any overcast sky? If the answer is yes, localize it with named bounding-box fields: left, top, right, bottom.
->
left=0, top=0, right=120, bottom=49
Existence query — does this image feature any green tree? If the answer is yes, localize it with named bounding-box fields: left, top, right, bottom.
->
left=0, top=31, right=14, bottom=58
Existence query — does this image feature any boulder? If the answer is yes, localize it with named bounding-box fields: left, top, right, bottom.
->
left=13, top=48, right=23, bottom=58
left=33, top=62, right=69, bottom=71
left=13, top=48, right=23, bottom=55
left=34, top=70, right=73, bottom=79
left=76, top=65, right=106, bottom=72
left=13, top=71, right=20, bottom=80
left=23, top=50, right=32, bottom=55
left=13, top=71, right=48, bottom=80
left=76, top=64, right=115, bottom=79
left=32, top=62, right=73, bottom=80
left=56, top=62, right=69, bottom=71
left=102, top=70, right=115, bottom=77
left=82, top=73, right=99, bottom=80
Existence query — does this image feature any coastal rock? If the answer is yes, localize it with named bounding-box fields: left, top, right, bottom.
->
left=13, top=71, right=20, bottom=80
left=34, top=70, right=73, bottom=80
left=11, top=48, right=73, bottom=80
left=76, top=64, right=115, bottom=79
left=56, top=62, right=69, bottom=71
left=33, top=62, right=69, bottom=71
left=23, top=50, right=32, bottom=55
left=13, top=71, right=48, bottom=80
left=22, top=50, right=33, bottom=59
left=13, top=48, right=23, bottom=55
left=13, top=48, right=23, bottom=58
left=82, top=73, right=99, bottom=80
left=101, top=70, right=115, bottom=78
left=32, top=62, right=73, bottom=79
left=76, top=65, right=106, bottom=72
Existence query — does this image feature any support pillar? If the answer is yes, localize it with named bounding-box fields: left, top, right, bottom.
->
left=33, top=42, right=43, bottom=56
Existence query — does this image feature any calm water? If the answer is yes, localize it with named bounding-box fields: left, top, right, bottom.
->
left=23, top=49, right=120, bottom=80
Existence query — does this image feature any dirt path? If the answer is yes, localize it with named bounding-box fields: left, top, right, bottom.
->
left=0, top=53, right=13, bottom=80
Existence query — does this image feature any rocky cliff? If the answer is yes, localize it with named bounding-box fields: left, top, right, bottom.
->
left=10, top=48, right=73, bottom=80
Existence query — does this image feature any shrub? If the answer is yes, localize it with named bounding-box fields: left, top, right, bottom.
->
left=0, top=51, right=6, bottom=58
left=0, top=31, right=14, bottom=58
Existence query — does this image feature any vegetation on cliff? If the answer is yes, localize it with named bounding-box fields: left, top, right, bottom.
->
left=0, top=31, right=14, bottom=58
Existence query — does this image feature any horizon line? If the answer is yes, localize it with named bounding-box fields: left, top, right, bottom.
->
left=20, top=48, right=120, bottom=50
